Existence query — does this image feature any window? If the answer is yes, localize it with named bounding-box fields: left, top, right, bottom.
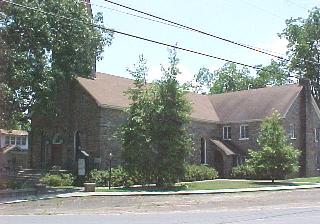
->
left=10, top=136, right=15, bottom=145
left=289, top=124, right=296, bottom=139
left=235, top=155, right=247, bottom=166
left=21, top=136, right=27, bottom=145
left=200, top=137, right=207, bottom=164
left=223, top=126, right=231, bottom=140
left=5, top=136, right=10, bottom=145
left=240, top=125, right=249, bottom=139
left=16, top=137, right=21, bottom=145
left=315, top=128, right=320, bottom=142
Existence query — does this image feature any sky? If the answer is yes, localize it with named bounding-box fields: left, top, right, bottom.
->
left=91, top=0, right=320, bottom=83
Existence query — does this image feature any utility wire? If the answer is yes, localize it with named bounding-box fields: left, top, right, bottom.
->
left=101, top=0, right=320, bottom=67
left=102, top=0, right=287, bottom=60
left=85, top=0, right=288, bottom=58
left=2, top=0, right=299, bottom=79
left=79, top=0, right=188, bottom=31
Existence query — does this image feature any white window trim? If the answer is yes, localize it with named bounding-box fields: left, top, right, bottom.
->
left=290, top=124, right=296, bottom=140
left=10, top=136, right=16, bottom=145
left=200, top=138, right=207, bottom=165
left=239, top=124, right=249, bottom=140
left=223, top=126, right=231, bottom=140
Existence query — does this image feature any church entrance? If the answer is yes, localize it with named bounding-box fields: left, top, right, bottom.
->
left=51, top=133, right=64, bottom=167
left=213, top=150, right=224, bottom=177
left=51, top=144, right=63, bottom=167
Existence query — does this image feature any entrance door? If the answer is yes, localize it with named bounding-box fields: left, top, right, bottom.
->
left=51, top=144, right=63, bottom=167
left=213, top=151, right=224, bottom=177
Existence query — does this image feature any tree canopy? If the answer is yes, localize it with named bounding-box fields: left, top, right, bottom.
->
left=121, top=50, right=192, bottom=186
left=0, top=0, right=113, bottom=128
left=280, top=7, right=320, bottom=103
left=193, top=61, right=289, bottom=94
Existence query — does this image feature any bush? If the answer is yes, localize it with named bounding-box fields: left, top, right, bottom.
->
left=40, top=173, right=75, bottom=187
left=7, top=180, right=33, bottom=189
left=183, top=164, right=218, bottom=182
left=231, top=164, right=256, bottom=179
left=89, top=167, right=136, bottom=187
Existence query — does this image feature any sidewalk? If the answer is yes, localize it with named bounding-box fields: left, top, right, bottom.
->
left=2, top=183, right=320, bottom=205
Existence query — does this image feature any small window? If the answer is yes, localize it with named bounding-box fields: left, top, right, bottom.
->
left=21, top=136, right=27, bottom=145
left=16, top=137, right=21, bottom=145
left=10, top=136, right=15, bottom=145
left=236, top=155, right=247, bottom=166
left=5, top=136, right=10, bottom=145
left=315, top=128, right=320, bottom=142
left=289, top=124, right=296, bottom=139
left=223, top=126, right=231, bottom=140
left=240, top=125, right=249, bottom=139
left=200, top=137, right=207, bottom=164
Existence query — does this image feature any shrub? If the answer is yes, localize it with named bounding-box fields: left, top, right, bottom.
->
left=7, top=180, right=33, bottom=189
left=231, top=164, right=256, bottom=179
left=40, top=173, right=75, bottom=187
left=89, top=167, right=136, bottom=187
left=183, top=164, right=218, bottom=182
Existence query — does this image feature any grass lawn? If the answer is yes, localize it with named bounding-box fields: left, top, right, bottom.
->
left=95, top=178, right=319, bottom=192
left=185, top=180, right=302, bottom=191
left=286, top=176, right=320, bottom=183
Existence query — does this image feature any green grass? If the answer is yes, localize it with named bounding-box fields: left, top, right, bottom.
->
left=95, top=178, right=316, bottom=192
left=185, top=180, right=301, bottom=190
left=286, top=176, right=320, bottom=183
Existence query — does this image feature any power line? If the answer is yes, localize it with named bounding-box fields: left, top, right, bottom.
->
left=2, top=0, right=299, bottom=79
left=101, top=0, right=320, bottom=68
left=102, top=0, right=289, bottom=61
left=79, top=0, right=188, bottom=31
left=87, top=0, right=288, bottom=58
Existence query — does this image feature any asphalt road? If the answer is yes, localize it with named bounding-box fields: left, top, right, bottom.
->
left=2, top=206, right=320, bottom=224
left=2, top=189, right=320, bottom=223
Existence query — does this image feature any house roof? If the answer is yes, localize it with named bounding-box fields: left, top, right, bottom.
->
left=77, top=73, right=303, bottom=123
left=0, top=129, right=28, bottom=136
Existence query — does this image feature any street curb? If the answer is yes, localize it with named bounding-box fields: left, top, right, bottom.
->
left=1, top=183, right=320, bottom=205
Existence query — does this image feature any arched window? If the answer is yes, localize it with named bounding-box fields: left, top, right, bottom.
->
left=74, top=131, right=81, bottom=160
left=52, top=133, right=63, bottom=144
left=200, top=137, right=207, bottom=164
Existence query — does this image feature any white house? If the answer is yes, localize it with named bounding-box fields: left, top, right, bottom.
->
left=0, top=129, right=28, bottom=150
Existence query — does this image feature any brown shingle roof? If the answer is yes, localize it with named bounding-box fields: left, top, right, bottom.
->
left=78, top=73, right=219, bottom=122
left=77, top=73, right=134, bottom=109
left=209, top=84, right=302, bottom=123
left=77, top=73, right=303, bottom=123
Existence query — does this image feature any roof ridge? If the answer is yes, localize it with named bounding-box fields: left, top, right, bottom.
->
left=207, top=83, right=300, bottom=97
left=95, top=72, right=134, bottom=81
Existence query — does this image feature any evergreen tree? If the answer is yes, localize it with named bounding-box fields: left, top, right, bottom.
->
left=121, top=50, right=192, bottom=186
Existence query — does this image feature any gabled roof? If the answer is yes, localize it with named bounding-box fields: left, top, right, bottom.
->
left=209, top=84, right=303, bottom=123
left=77, top=73, right=303, bottom=123
left=77, top=73, right=219, bottom=122
left=0, top=129, right=28, bottom=136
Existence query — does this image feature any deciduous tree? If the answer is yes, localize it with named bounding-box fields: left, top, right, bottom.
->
left=280, top=7, right=320, bottom=103
left=0, top=0, right=112, bottom=125
left=247, top=111, right=300, bottom=182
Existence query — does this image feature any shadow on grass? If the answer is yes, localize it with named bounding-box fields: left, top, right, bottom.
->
left=97, top=185, right=188, bottom=192
left=123, top=185, right=187, bottom=192
left=253, top=181, right=300, bottom=186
